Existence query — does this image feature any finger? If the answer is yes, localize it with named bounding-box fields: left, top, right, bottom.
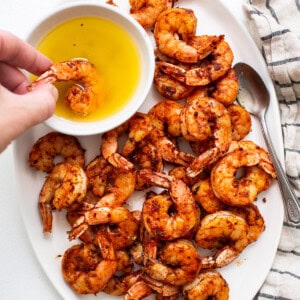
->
left=0, top=61, right=29, bottom=94
left=0, top=83, right=58, bottom=152
left=0, top=30, right=52, bottom=75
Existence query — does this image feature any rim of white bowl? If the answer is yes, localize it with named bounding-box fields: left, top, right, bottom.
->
left=26, top=1, right=155, bottom=136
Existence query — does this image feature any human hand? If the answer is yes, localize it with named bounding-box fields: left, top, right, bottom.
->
left=0, top=30, right=58, bottom=152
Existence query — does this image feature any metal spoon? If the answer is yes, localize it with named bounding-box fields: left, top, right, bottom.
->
left=234, top=62, right=300, bottom=225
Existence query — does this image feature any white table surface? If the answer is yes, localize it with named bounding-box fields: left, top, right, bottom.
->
left=0, top=1, right=246, bottom=299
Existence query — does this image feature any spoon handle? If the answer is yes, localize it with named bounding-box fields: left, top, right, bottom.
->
left=260, top=117, right=300, bottom=225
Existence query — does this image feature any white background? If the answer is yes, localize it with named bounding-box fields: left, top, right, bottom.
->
left=0, top=1, right=245, bottom=299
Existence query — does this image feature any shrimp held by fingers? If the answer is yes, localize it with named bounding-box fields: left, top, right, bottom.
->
left=61, top=233, right=117, bottom=294
left=28, top=58, right=101, bottom=116
left=39, top=162, right=87, bottom=233
left=29, top=131, right=85, bottom=173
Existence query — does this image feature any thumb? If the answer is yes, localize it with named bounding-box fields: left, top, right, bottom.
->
left=0, top=83, right=58, bottom=152
left=22, top=83, right=58, bottom=124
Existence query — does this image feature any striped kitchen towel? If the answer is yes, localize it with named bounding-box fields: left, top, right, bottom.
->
left=243, top=0, right=300, bottom=299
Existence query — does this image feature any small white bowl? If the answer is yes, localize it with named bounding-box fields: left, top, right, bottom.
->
left=26, top=1, right=155, bottom=136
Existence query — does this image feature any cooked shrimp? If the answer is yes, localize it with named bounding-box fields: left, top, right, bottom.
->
left=159, top=39, right=234, bottom=86
left=61, top=233, right=117, bottom=294
left=29, top=131, right=85, bottom=173
left=154, top=62, right=195, bottom=100
left=154, top=8, right=198, bottom=63
left=101, top=113, right=152, bottom=170
left=142, top=275, right=180, bottom=297
left=210, top=68, right=239, bottom=105
left=122, top=112, right=153, bottom=157
left=180, top=98, right=211, bottom=142
left=100, top=211, right=140, bottom=251
left=227, top=104, right=252, bottom=141
left=183, top=269, right=229, bottom=300
left=133, top=140, right=164, bottom=172
left=85, top=155, right=113, bottom=197
left=195, top=210, right=250, bottom=268
left=143, top=239, right=202, bottom=286
left=149, top=128, right=195, bottom=166
left=28, top=58, right=101, bottom=116
left=229, top=204, right=265, bottom=244
left=66, top=190, right=100, bottom=244
left=101, top=122, right=135, bottom=171
left=125, top=280, right=153, bottom=300
left=140, top=170, right=200, bottom=240
left=69, top=206, right=139, bottom=250
left=211, top=142, right=274, bottom=206
left=227, top=140, right=276, bottom=178
left=39, top=162, right=87, bottom=233
left=148, top=99, right=183, bottom=137
left=130, top=0, right=172, bottom=29
left=192, top=178, right=226, bottom=213
left=104, top=270, right=142, bottom=296
left=94, top=170, right=136, bottom=208
left=184, top=97, right=232, bottom=178
left=188, top=35, right=224, bottom=60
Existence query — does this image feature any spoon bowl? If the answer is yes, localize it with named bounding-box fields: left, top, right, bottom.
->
left=234, top=62, right=300, bottom=225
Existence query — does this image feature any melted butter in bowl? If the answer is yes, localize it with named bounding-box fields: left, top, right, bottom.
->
left=38, top=16, right=141, bottom=122
left=27, top=2, right=154, bottom=135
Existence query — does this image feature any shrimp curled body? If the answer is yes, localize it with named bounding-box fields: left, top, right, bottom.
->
left=183, top=269, right=229, bottom=300
left=154, top=8, right=198, bottom=63
left=61, top=234, right=117, bottom=294
left=28, top=59, right=101, bottom=116
left=39, top=162, right=87, bottom=233
left=29, top=131, right=85, bottom=173
left=141, top=170, right=200, bottom=240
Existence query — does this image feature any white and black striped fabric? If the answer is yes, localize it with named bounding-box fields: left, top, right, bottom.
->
left=244, top=0, right=300, bottom=299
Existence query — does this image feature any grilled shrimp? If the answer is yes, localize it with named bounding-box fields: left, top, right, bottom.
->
left=211, top=141, right=275, bottom=206
left=183, top=97, right=232, bottom=177
left=85, top=155, right=113, bottom=197
left=69, top=206, right=139, bottom=250
left=39, top=162, right=87, bottom=233
left=29, top=131, right=85, bottom=173
left=61, top=233, right=117, bottom=294
left=148, top=100, right=195, bottom=166
left=154, top=62, right=195, bottom=100
left=192, top=178, right=226, bottom=213
left=227, top=104, right=252, bottom=141
left=143, top=239, right=202, bottom=286
left=140, top=170, right=200, bottom=240
left=159, top=39, right=234, bottom=86
left=183, top=269, right=229, bottom=300
left=154, top=8, right=198, bottom=63
left=148, top=99, right=183, bottom=136
left=195, top=210, right=250, bottom=268
left=101, top=113, right=152, bottom=170
left=93, top=169, right=136, bottom=208
left=129, top=0, right=172, bottom=29
left=28, top=58, right=101, bottom=116
left=125, top=280, right=153, bottom=300
left=104, top=271, right=141, bottom=296
left=187, top=35, right=224, bottom=61
left=229, top=204, right=265, bottom=244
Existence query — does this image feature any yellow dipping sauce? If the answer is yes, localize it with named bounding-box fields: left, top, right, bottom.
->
left=37, top=16, right=141, bottom=122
